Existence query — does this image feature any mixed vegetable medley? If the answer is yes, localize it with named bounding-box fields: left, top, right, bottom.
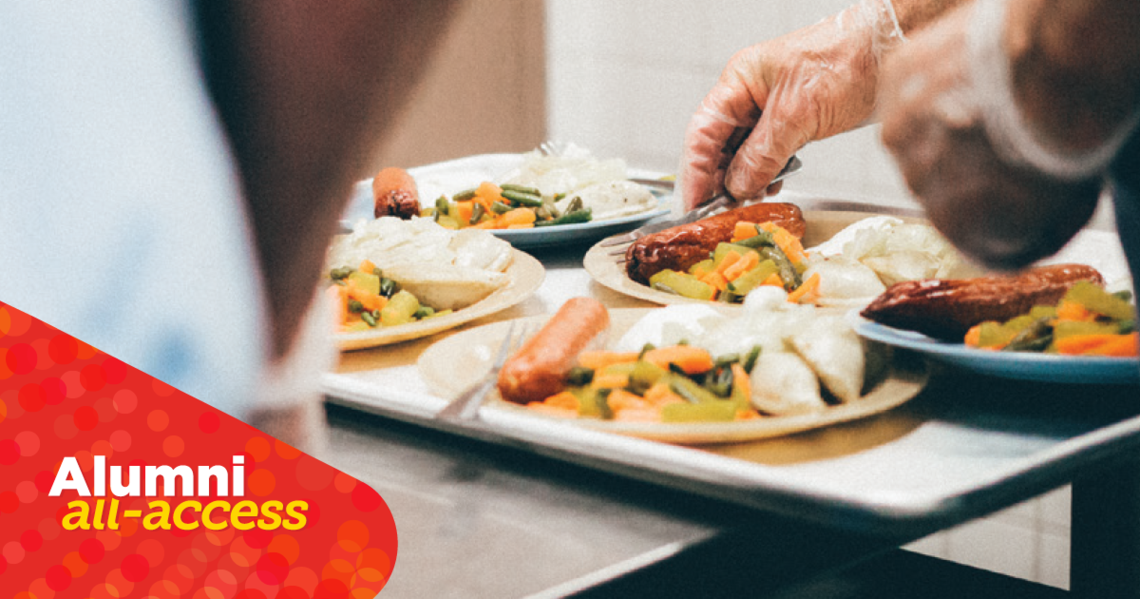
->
left=649, top=221, right=821, bottom=304
left=328, top=260, right=450, bottom=332
left=964, top=282, right=1138, bottom=356
left=420, top=181, right=592, bottom=230
left=528, top=343, right=765, bottom=423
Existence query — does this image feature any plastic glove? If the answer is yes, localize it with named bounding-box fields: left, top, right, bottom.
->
left=878, top=2, right=1104, bottom=270
left=677, top=0, right=906, bottom=211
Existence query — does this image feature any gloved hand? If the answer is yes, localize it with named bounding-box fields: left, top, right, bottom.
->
left=677, top=0, right=906, bottom=211
left=878, top=1, right=1105, bottom=270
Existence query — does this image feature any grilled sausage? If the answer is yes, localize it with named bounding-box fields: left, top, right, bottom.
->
left=372, top=166, right=421, bottom=219
left=860, top=263, right=1104, bottom=340
left=625, top=202, right=805, bottom=284
left=498, top=297, right=610, bottom=404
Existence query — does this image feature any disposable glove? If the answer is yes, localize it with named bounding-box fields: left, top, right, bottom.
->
left=678, top=0, right=906, bottom=211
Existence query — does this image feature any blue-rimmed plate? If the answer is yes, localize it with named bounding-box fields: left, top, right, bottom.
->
left=856, top=319, right=1140, bottom=385
left=342, top=153, right=673, bottom=250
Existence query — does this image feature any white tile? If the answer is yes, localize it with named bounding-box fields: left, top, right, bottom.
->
left=1038, top=531, right=1071, bottom=590
left=946, top=517, right=1038, bottom=581
left=905, top=532, right=950, bottom=559
left=1038, top=485, right=1072, bottom=533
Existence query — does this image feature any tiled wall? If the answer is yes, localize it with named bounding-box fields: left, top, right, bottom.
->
left=544, top=0, right=1072, bottom=589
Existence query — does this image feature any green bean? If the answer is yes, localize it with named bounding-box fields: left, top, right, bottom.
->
left=535, top=206, right=552, bottom=221
left=491, top=201, right=513, bottom=215
left=535, top=208, right=592, bottom=227
left=500, top=183, right=542, bottom=196
left=1120, top=319, right=1136, bottom=335
left=501, top=189, right=544, bottom=207
left=360, top=311, right=378, bottom=327
left=595, top=389, right=613, bottom=420
left=413, top=306, right=435, bottom=319
left=469, top=203, right=485, bottom=225
left=714, top=354, right=741, bottom=368
left=742, top=345, right=762, bottom=374
left=452, top=188, right=478, bottom=202
left=379, top=278, right=398, bottom=298
left=566, top=196, right=584, bottom=213
left=1003, top=317, right=1053, bottom=352
left=637, top=343, right=656, bottom=360
left=758, top=246, right=801, bottom=290
left=734, top=229, right=776, bottom=249
left=435, top=196, right=450, bottom=215
left=347, top=299, right=364, bottom=314
left=566, top=366, right=595, bottom=386
left=329, top=266, right=353, bottom=281
left=670, top=376, right=723, bottom=404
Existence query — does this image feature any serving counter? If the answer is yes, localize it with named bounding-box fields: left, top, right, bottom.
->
left=319, top=195, right=1140, bottom=598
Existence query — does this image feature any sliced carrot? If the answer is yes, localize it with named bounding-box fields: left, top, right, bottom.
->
left=723, top=251, right=760, bottom=281
left=476, top=181, right=503, bottom=201
left=787, top=272, right=821, bottom=303
left=1056, top=300, right=1094, bottom=322
left=345, top=280, right=388, bottom=312
left=643, top=382, right=686, bottom=406
left=591, top=373, right=630, bottom=389
left=731, top=363, right=751, bottom=400
left=715, top=250, right=742, bottom=276
left=643, top=345, right=714, bottom=374
left=1057, top=332, right=1139, bottom=356
left=613, top=409, right=663, bottom=422
left=760, top=273, right=783, bottom=287
left=964, top=324, right=983, bottom=347
left=700, top=271, right=729, bottom=292
left=453, top=200, right=474, bottom=226
left=1090, top=332, right=1140, bottom=357
left=607, top=389, right=650, bottom=412
left=540, top=390, right=580, bottom=410
left=359, top=259, right=377, bottom=273
left=577, top=351, right=639, bottom=371
left=691, top=264, right=710, bottom=280
left=735, top=409, right=761, bottom=421
left=758, top=221, right=806, bottom=263
left=733, top=221, right=759, bottom=242
left=501, top=207, right=537, bottom=227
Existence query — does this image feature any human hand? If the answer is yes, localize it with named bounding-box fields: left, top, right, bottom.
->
left=878, top=3, right=1103, bottom=271
left=678, top=0, right=906, bottom=211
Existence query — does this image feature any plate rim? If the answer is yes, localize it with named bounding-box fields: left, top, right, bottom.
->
left=334, top=248, right=545, bottom=351
left=417, top=307, right=929, bottom=444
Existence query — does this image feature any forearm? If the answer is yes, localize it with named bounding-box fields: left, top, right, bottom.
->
left=1005, top=0, right=1140, bottom=151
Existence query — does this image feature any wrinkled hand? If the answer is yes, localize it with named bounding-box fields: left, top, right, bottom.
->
left=678, top=0, right=904, bottom=211
left=878, top=3, right=1102, bottom=270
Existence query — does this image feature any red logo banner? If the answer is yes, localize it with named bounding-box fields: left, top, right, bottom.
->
left=0, top=303, right=397, bottom=598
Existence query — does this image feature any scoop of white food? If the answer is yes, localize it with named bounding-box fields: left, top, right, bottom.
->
left=801, top=257, right=886, bottom=308
left=750, top=351, right=827, bottom=415
left=614, top=305, right=727, bottom=353
left=788, top=316, right=865, bottom=403
left=808, top=216, right=903, bottom=257
left=555, top=180, right=657, bottom=221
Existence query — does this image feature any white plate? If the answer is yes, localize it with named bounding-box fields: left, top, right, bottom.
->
left=335, top=249, right=544, bottom=351
left=857, top=319, right=1140, bottom=385
left=417, top=308, right=928, bottom=444
left=584, top=209, right=929, bottom=308
left=342, top=154, right=673, bottom=249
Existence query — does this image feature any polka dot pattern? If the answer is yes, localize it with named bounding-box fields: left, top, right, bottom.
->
left=0, top=303, right=397, bottom=597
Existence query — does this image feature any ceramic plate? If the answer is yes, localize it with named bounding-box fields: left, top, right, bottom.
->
left=343, top=153, right=673, bottom=249
left=335, top=249, right=544, bottom=351
left=417, top=308, right=928, bottom=444
left=857, top=319, right=1140, bottom=385
left=584, top=208, right=929, bottom=308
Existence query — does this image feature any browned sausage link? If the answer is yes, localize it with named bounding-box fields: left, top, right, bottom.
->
left=860, top=263, right=1105, bottom=340
left=497, top=297, right=610, bottom=404
left=373, top=167, right=421, bottom=219
left=625, top=202, right=805, bottom=284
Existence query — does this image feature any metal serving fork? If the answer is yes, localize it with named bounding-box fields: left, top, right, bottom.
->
left=434, top=321, right=532, bottom=423
left=599, top=155, right=804, bottom=252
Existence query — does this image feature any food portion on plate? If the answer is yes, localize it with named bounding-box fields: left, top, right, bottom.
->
left=860, top=261, right=1138, bottom=356
left=620, top=203, right=977, bottom=309
left=394, top=144, right=659, bottom=230
left=325, top=216, right=513, bottom=333
left=498, top=292, right=892, bottom=423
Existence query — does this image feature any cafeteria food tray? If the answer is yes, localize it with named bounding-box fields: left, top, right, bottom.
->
left=322, top=194, right=1140, bottom=537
